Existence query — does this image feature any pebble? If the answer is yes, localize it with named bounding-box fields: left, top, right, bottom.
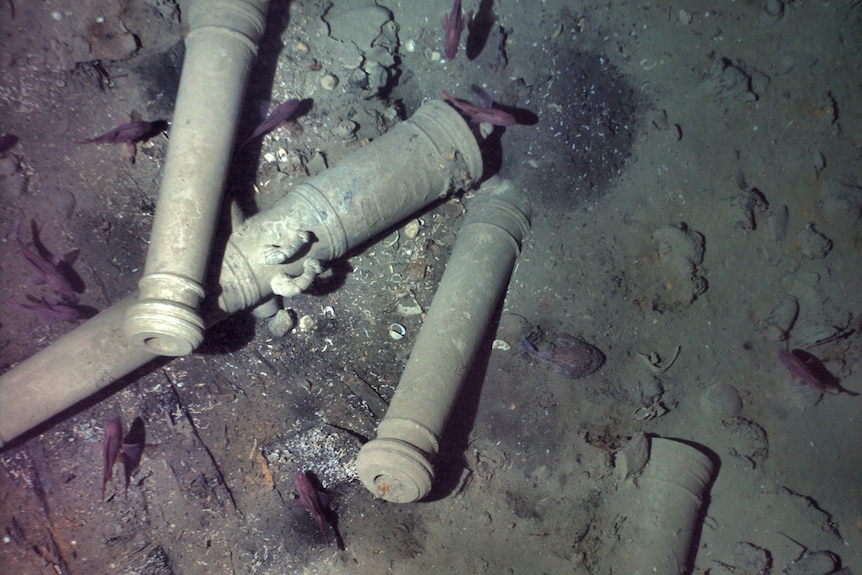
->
left=320, top=74, right=339, bottom=90
left=700, top=383, right=743, bottom=420
left=760, top=0, right=784, bottom=23
left=334, top=120, right=357, bottom=140
left=678, top=9, right=692, bottom=25
left=298, top=314, right=316, bottom=332
left=403, top=219, right=421, bottom=239
left=268, top=309, right=295, bottom=337
left=396, top=293, right=422, bottom=316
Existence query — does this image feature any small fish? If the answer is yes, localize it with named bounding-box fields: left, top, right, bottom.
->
left=441, top=0, right=467, bottom=61
left=75, top=114, right=164, bottom=163
left=74, top=120, right=158, bottom=145
left=294, top=470, right=331, bottom=546
left=778, top=349, right=858, bottom=396
left=8, top=295, right=82, bottom=321
left=102, top=417, right=123, bottom=500
left=441, top=89, right=517, bottom=126
left=14, top=219, right=76, bottom=296
left=521, top=335, right=606, bottom=380
left=121, top=417, right=147, bottom=494
left=241, top=99, right=301, bottom=147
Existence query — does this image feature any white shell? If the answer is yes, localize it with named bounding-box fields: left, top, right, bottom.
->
left=388, top=323, right=406, bottom=340
left=320, top=74, right=339, bottom=90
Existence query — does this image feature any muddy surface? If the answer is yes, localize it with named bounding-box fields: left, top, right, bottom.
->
left=1, top=0, right=861, bottom=574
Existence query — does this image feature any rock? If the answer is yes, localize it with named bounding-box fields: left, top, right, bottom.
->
left=766, top=204, right=789, bottom=242
left=732, top=542, right=772, bottom=575
left=730, top=188, right=768, bottom=231
left=615, top=432, right=650, bottom=481
left=298, top=314, right=316, bottom=332
left=765, top=296, right=798, bottom=341
left=821, top=177, right=862, bottom=228
left=700, top=383, right=743, bottom=420
left=396, top=293, right=422, bottom=316
left=654, top=223, right=704, bottom=268
left=650, top=223, right=708, bottom=308
left=783, top=550, right=839, bottom=575
left=319, top=73, right=339, bottom=90
left=678, top=9, right=692, bottom=25
left=701, top=57, right=769, bottom=102
left=724, top=418, right=769, bottom=467
left=87, top=16, right=139, bottom=62
left=799, top=224, right=832, bottom=259
left=759, top=0, right=784, bottom=23
left=268, top=309, right=295, bottom=337
left=403, top=219, right=421, bottom=239
left=319, top=5, right=399, bottom=96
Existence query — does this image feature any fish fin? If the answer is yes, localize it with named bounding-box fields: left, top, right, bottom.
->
left=122, top=142, right=137, bottom=163
left=440, top=11, right=449, bottom=31
left=58, top=248, right=80, bottom=266
left=471, top=84, right=494, bottom=108
left=462, top=10, right=473, bottom=31
left=291, top=500, right=306, bottom=515
left=520, top=337, right=538, bottom=354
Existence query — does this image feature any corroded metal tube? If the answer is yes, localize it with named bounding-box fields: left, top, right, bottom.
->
left=123, top=0, right=270, bottom=357
left=356, top=177, right=531, bottom=503
left=612, top=437, right=715, bottom=575
left=216, top=100, right=480, bottom=314
left=0, top=295, right=159, bottom=446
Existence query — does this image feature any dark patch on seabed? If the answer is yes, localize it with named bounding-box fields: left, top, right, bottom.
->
left=503, top=47, right=639, bottom=209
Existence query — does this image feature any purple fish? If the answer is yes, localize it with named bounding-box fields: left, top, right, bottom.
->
left=8, top=295, right=82, bottom=321
left=75, top=116, right=163, bottom=162
left=102, top=417, right=123, bottom=500
left=779, top=349, right=858, bottom=396
left=294, top=470, right=331, bottom=546
left=441, top=0, right=466, bottom=61
left=241, top=99, right=301, bottom=147
left=441, top=89, right=517, bottom=126
left=14, top=219, right=76, bottom=296
left=75, top=120, right=157, bottom=145
left=121, top=417, right=147, bottom=494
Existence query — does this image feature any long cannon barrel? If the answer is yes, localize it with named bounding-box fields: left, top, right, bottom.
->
left=356, top=177, right=530, bottom=503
